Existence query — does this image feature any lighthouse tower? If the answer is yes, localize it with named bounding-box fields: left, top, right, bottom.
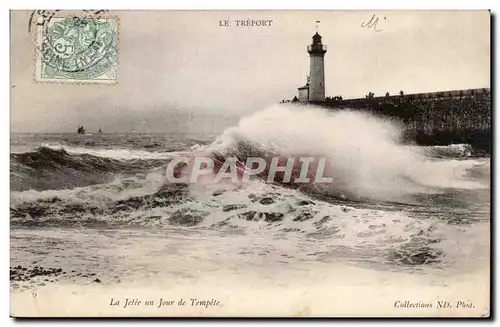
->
left=307, top=24, right=327, bottom=102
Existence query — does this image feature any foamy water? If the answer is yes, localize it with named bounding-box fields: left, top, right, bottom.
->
left=10, top=104, right=490, bottom=317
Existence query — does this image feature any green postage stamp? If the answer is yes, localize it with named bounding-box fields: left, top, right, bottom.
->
left=34, top=15, right=118, bottom=84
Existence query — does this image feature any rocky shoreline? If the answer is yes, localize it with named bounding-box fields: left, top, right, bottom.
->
left=10, top=265, right=104, bottom=290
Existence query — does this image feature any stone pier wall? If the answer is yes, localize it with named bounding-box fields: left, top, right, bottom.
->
left=317, top=88, right=491, bottom=153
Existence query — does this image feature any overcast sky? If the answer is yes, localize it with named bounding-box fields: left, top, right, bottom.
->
left=11, top=10, right=490, bottom=133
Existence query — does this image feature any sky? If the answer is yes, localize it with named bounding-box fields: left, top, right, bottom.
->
left=10, top=10, right=490, bottom=133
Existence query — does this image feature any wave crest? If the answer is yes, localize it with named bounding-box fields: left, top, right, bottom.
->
left=197, top=104, right=487, bottom=202
left=10, top=146, right=167, bottom=191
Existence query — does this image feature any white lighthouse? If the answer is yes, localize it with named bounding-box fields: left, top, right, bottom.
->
left=298, top=23, right=327, bottom=103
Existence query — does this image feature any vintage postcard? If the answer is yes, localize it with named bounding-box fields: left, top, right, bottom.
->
left=10, top=10, right=491, bottom=317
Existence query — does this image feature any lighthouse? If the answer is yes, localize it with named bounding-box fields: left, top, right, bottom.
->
left=298, top=22, right=327, bottom=103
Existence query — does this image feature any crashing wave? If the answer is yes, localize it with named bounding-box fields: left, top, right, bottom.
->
left=170, top=104, right=487, bottom=202
left=10, top=146, right=168, bottom=191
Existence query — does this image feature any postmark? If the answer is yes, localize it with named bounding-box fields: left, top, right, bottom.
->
left=34, top=14, right=118, bottom=84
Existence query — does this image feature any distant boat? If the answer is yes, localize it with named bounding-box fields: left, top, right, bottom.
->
left=77, top=125, right=86, bottom=134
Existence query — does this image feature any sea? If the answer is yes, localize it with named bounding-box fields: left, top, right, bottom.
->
left=10, top=105, right=491, bottom=316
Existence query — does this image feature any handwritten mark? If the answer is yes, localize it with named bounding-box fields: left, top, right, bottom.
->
left=361, top=14, right=386, bottom=32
